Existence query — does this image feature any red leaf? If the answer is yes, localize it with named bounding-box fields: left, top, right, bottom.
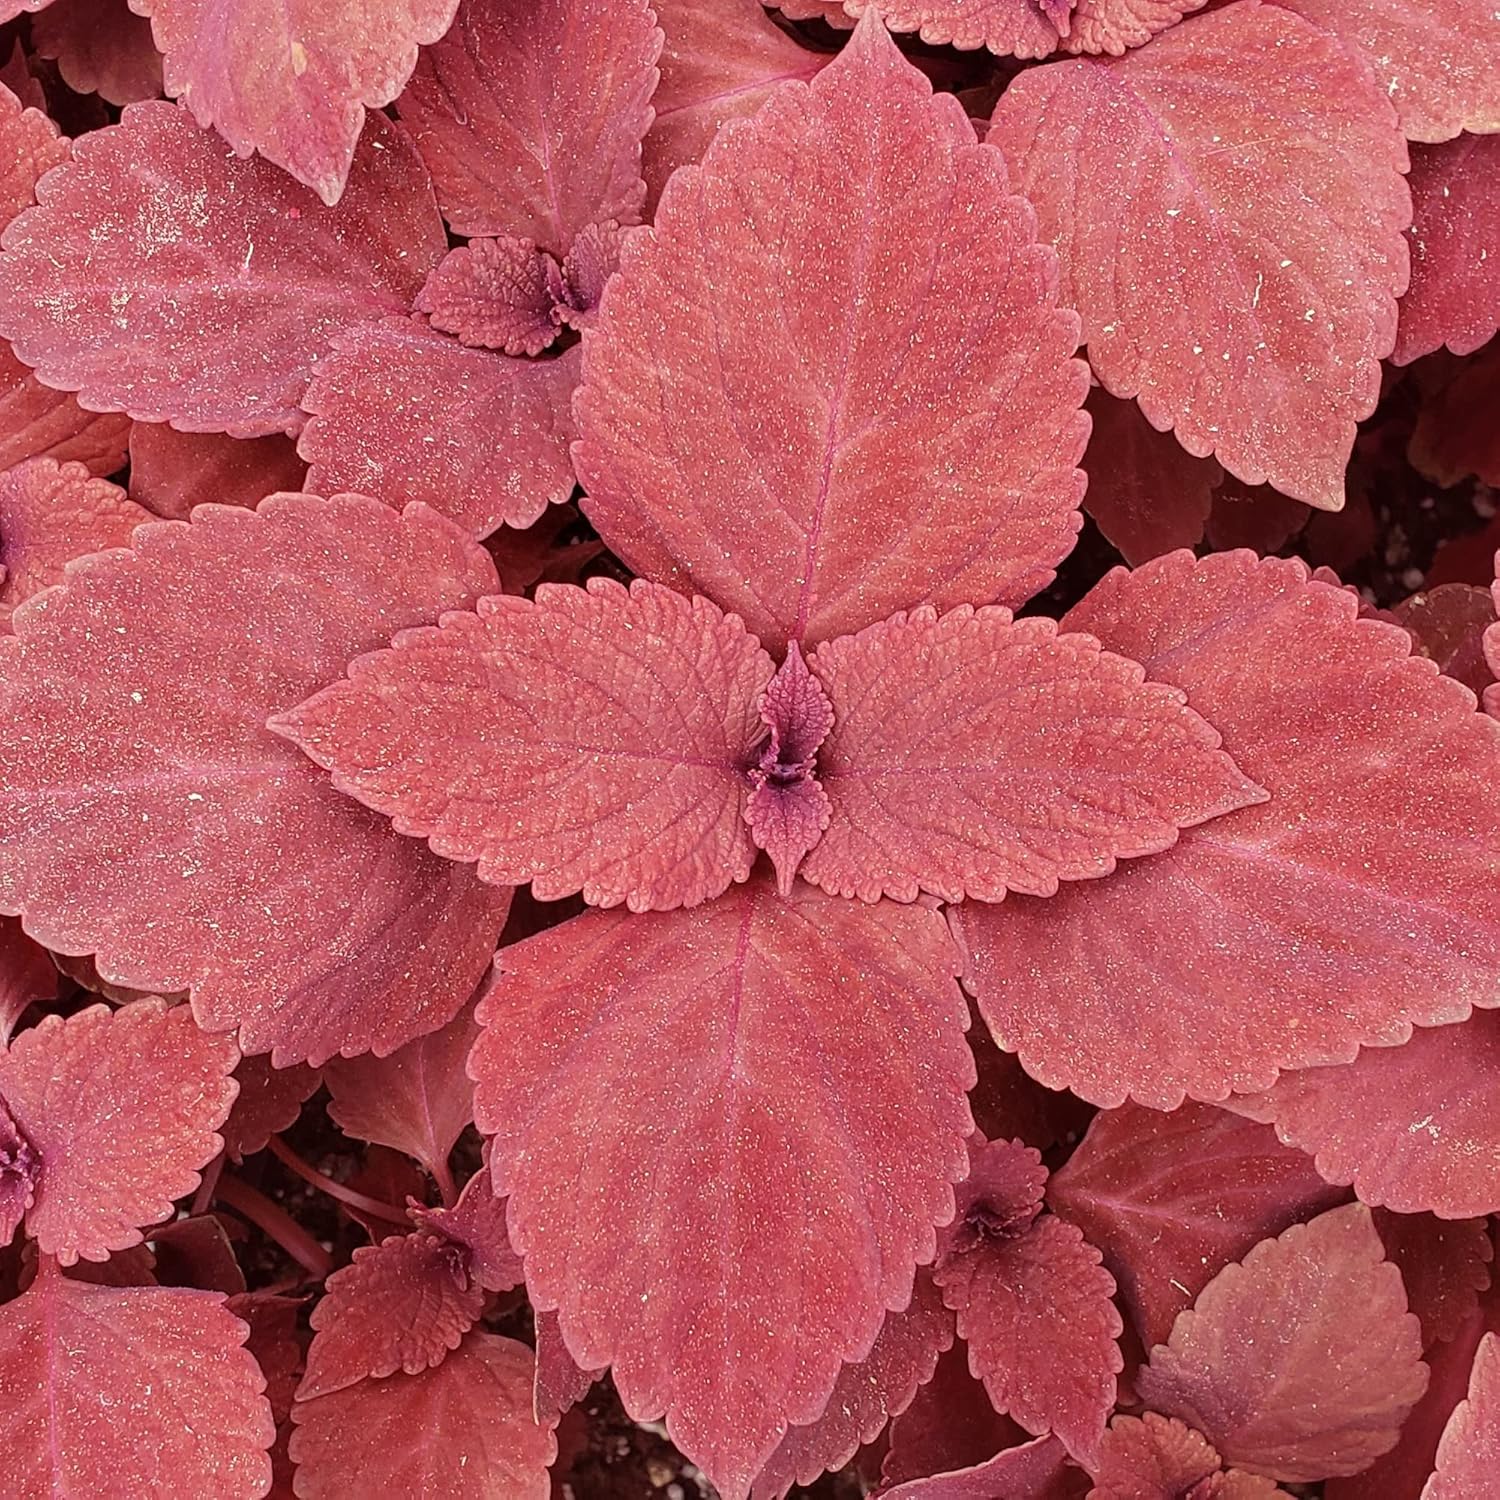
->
left=935, top=1205, right=1121, bottom=1461
left=0, top=457, right=151, bottom=625
left=534, top=1308, right=600, bottom=1425
left=221, top=1054, right=322, bottom=1163
left=958, top=551, right=1500, bottom=1107
left=289, top=1331, right=555, bottom=1499
left=0, top=494, right=511, bottom=1065
left=131, top=0, right=461, bottom=205
left=1136, top=1204, right=1428, bottom=1482
left=1270, top=0, right=1500, bottom=145
left=1423, top=1330, right=1500, bottom=1499
left=0, top=1270, right=274, bottom=1495
left=0, top=342, right=131, bottom=476
left=814, top=0, right=1063, bottom=57
left=882, top=1434, right=1087, bottom=1500
left=0, top=1094, right=35, bottom=1247
left=803, top=604, right=1261, bottom=903
left=1375, top=1210, right=1494, bottom=1350
left=409, top=1170, right=523, bottom=1293
left=0, top=77, right=65, bottom=228
left=0, top=915, right=55, bottom=1044
left=1392, top=584, right=1498, bottom=699
left=642, top=0, right=827, bottom=210
left=325, top=1004, right=478, bottom=1185
left=230, top=1289, right=305, bottom=1424
left=296, top=317, right=579, bottom=537
left=883, top=1343, right=1027, bottom=1486
left=1063, top=0, right=1207, bottom=55
left=1203, top=480, right=1310, bottom=558
left=151, top=1213, right=247, bottom=1295
left=1090, top=1413, right=1287, bottom=1500
left=751, top=1271, right=955, bottom=1499
left=1081, top=389, right=1219, bottom=565
left=471, top=876, right=973, bottom=1497
left=0, top=999, right=236, bottom=1264
left=1409, top=339, right=1500, bottom=489
left=969, top=1042, right=1095, bottom=1155
left=277, top=578, right=774, bottom=913
left=0, top=43, right=45, bottom=111
left=398, top=0, right=660, bottom=253
left=0, top=105, right=444, bottom=436
left=576, top=13, right=1088, bottom=654
left=989, top=2, right=1410, bottom=506
left=1046, top=1101, right=1347, bottom=1348
left=1394, top=137, right=1500, bottom=363
left=945, top=1136, right=1049, bottom=1250
left=416, top=237, right=562, bottom=355
left=32, top=0, right=163, bottom=105
left=300, top=1231, right=481, bottom=1400
left=128, top=425, right=306, bottom=520
left=1233, top=1011, right=1500, bottom=1220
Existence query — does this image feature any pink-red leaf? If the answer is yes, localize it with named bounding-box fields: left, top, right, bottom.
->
left=1090, top=1413, right=1287, bottom=1500
left=128, top=425, right=306, bottom=520
left=576, top=13, right=1087, bottom=653
left=533, top=1308, right=600, bottom=1425
left=296, top=317, right=579, bottom=537
left=1080, top=389, right=1219, bottom=565
left=883, top=1434, right=1088, bottom=1500
left=814, top=0, right=1063, bottom=57
left=1046, top=1102, right=1348, bottom=1348
left=1270, top=0, right=1500, bottom=145
left=1394, top=137, right=1500, bottom=364
left=935, top=1208, right=1121, bottom=1461
left=0, top=999, right=236, bottom=1264
left=1136, top=1203, right=1428, bottom=1482
left=0, top=1271, right=274, bottom=1496
left=803, top=603, right=1261, bottom=903
left=642, top=0, right=827, bottom=209
left=989, top=2, right=1410, bottom=506
left=0, top=494, right=510, bottom=1066
left=32, top=0, right=163, bottom=105
left=1063, top=0, right=1207, bottom=55
left=129, top=0, right=462, bottom=205
left=398, top=0, right=660, bottom=252
left=1375, top=1210, right=1494, bottom=1350
left=1392, top=584, right=1498, bottom=700
left=277, top=578, right=773, bottom=913
left=408, top=1170, right=524, bottom=1293
left=751, top=1272, right=954, bottom=1499
left=0, top=343, right=131, bottom=476
left=1424, top=1331, right=1500, bottom=1499
left=0, top=457, right=151, bottom=626
left=221, top=1054, right=322, bottom=1163
left=0, top=105, right=444, bottom=436
left=958, top=551, right=1500, bottom=1108
left=0, top=78, right=66, bottom=228
left=472, top=875, right=973, bottom=1497
left=1232, top=1012, right=1500, bottom=1220
left=289, top=1331, right=554, bottom=1499
left=0, top=916, right=54, bottom=1044
left=300, top=1231, right=480, bottom=1400
left=1409, top=340, right=1500, bottom=490
left=324, top=1003, right=479, bottom=1183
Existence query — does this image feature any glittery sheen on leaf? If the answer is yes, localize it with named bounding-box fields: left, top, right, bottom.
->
left=299, top=1231, right=482, bottom=1400
left=296, top=317, right=580, bottom=536
left=0, top=1271, right=275, bottom=1497
left=642, top=0, right=827, bottom=209
left=1231, top=1012, right=1500, bottom=1220
left=0, top=105, right=444, bottom=436
left=129, top=0, right=461, bottom=205
left=881, top=1433, right=1087, bottom=1500
left=806, top=0, right=1065, bottom=58
left=1425, top=1331, right=1500, bottom=1499
left=1090, top=1413, right=1288, bottom=1500
left=0, top=999, right=237, bottom=1264
left=576, top=13, right=1089, bottom=653
left=276, top=578, right=774, bottom=913
left=397, top=0, right=661, bottom=253
left=0, top=78, right=66, bottom=228
left=1136, top=1204, right=1428, bottom=1482
left=219, top=1054, right=321, bottom=1164
left=471, top=876, right=973, bottom=1498
left=0, top=457, right=152, bottom=627
left=750, top=1272, right=955, bottom=1500
left=289, top=1332, right=555, bottom=1499
left=1063, top=0, right=1207, bottom=56
left=959, top=551, right=1500, bottom=1109
left=803, top=603, right=1262, bottom=904
left=989, top=1, right=1411, bottom=507
left=415, top=237, right=561, bottom=355
left=0, top=494, right=511, bottom=1066
left=1394, top=136, right=1500, bottom=364
left=408, top=1170, right=524, bottom=1293
left=0, top=343, right=131, bottom=477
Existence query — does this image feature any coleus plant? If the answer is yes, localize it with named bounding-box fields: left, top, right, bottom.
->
left=0, top=0, right=1498, bottom=1496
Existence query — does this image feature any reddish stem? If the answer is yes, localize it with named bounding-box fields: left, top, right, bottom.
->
left=267, top=1135, right=411, bottom=1227
left=191, top=1152, right=225, bottom=1217
left=215, top=1173, right=333, bottom=1281
left=433, top=1153, right=459, bottom=1210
